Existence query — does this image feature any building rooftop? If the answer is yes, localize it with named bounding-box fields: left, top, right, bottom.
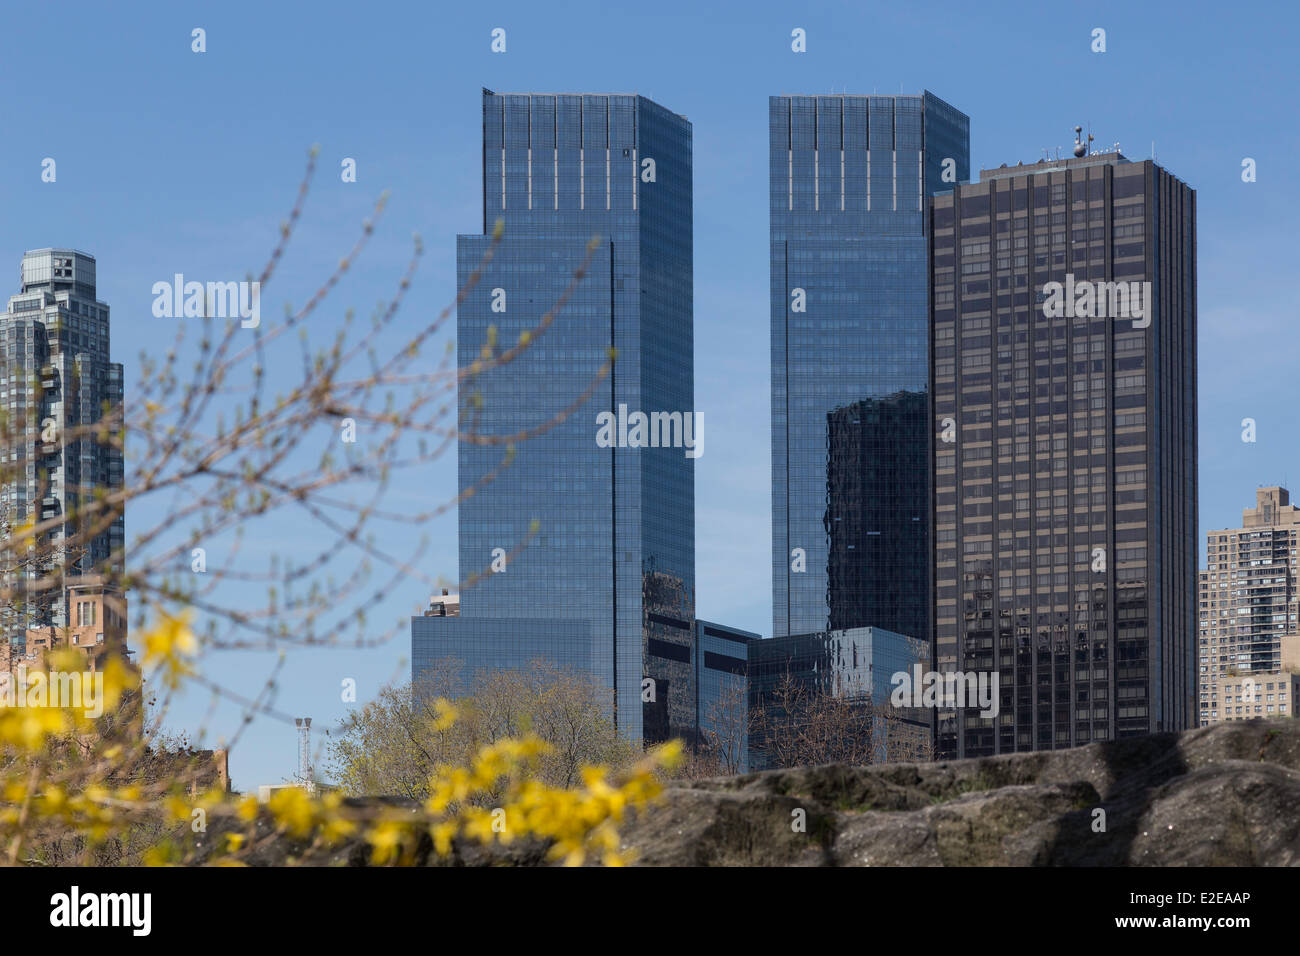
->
left=481, top=88, right=688, bottom=120
left=23, top=248, right=96, bottom=261
left=979, top=150, right=1132, bottom=183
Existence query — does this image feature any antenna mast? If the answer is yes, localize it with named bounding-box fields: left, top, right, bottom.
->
left=1073, top=125, right=1094, bottom=158
left=295, top=717, right=313, bottom=793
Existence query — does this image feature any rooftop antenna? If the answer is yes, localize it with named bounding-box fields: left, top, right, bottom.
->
left=295, top=717, right=313, bottom=793
left=1073, top=125, right=1094, bottom=158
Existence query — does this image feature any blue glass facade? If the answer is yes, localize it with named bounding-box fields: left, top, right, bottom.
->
left=413, top=91, right=694, bottom=744
left=693, top=619, right=757, bottom=771
left=410, top=616, right=592, bottom=692
left=770, top=93, right=969, bottom=642
left=746, top=626, right=928, bottom=769
left=747, top=626, right=925, bottom=707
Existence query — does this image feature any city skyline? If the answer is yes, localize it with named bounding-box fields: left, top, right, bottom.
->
left=416, top=94, right=1202, bottom=763
left=0, top=0, right=1289, bottom=791
left=0, top=112, right=1225, bottom=778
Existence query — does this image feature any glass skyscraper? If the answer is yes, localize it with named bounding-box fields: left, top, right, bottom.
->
left=930, top=152, right=1197, bottom=757
left=1, top=250, right=123, bottom=642
left=413, top=90, right=694, bottom=744
left=770, top=93, right=969, bottom=641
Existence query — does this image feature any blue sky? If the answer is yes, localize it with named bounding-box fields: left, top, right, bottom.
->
left=0, top=0, right=1295, bottom=789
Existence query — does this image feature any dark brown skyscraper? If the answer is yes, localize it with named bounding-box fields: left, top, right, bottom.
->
left=929, top=150, right=1196, bottom=758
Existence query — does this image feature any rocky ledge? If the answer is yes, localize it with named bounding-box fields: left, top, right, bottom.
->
left=621, top=721, right=1300, bottom=865
left=204, top=721, right=1300, bottom=866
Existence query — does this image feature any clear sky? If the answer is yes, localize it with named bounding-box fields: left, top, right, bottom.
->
left=0, top=0, right=1294, bottom=790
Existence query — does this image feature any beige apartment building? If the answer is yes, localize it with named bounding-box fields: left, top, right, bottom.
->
left=1199, top=487, right=1300, bottom=724
left=3, top=575, right=130, bottom=674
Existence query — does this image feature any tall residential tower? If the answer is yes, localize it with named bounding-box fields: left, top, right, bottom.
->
left=1198, top=487, right=1300, bottom=724
left=1, top=250, right=123, bottom=641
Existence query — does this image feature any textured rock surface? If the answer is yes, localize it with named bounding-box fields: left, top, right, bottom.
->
left=617, top=721, right=1300, bottom=866
left=205, top=721, right=1300, bottom=865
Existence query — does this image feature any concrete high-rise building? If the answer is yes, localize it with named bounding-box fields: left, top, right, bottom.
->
left=1198, top=487, right=1300, bottom=724
left=770, top=92, right=969, bottom=641
left=1, top=250, right=123, bottom=641
left=930, top=150, right=1197, bottom=758
left=1202, top=671, right=1300, bottom=725
left=412, top=90, right=695, bottom=744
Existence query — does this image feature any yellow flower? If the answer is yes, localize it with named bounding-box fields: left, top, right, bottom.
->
left=654, top=739, right=684, bottom=770
left=164, top=795, right=191, bottom=822
left=430, top=698, right=459, bottom=731
left=267, top=787, right=315, bottom=838
left=417, top=732, right=677, bottom=867
left=142, top=844, right=178, bottom=867
left=367, top=820, right=408, bottom=865
left=0, top=707, right=68, bottom=748
left=430, top=821, right=457, bottom=856
left=236, top=795, right=260, bottom=822
left=320, top=814, right=357, bottom=845
left=10, top=515, right=36, bottom=545
left=98, top=657, right=131, bottom=713
left=141, top=611, right=199, bottom=688
left=48, top=648, right=82, bottom=672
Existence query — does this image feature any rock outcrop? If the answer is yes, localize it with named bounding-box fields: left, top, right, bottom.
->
left=620, top=721, right=1300, bottom=865
left=202, top=721, right=1300, bottom=865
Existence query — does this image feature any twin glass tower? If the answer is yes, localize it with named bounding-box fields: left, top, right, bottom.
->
left=414, top=91, right=695, bottom=744
left=770, top=93, right=969, bottom=641
left=414, top=87, right=1197, bottom=757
